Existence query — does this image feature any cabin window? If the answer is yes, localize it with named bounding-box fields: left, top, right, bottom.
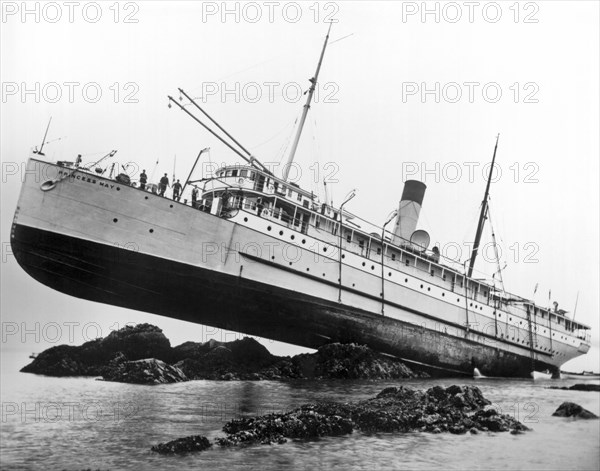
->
left=232, top=170, right=238, bottom=177
left=358, top=239, right=365, bottom=249
left=303, top=200, right=309, bottom=208
left=249, top=172, right=256, bottom=181
left=297, top=194, right=302, bottom=202
left=391, top=253, right=396, bottom=261
left=288, top=189, right=293, bottom=197
left=240, top=169, right=249, bottom=178
left=346, top=234, right=352, bottom=243
left=226, top=170, right=232, bottom=177
left=377, top=247, right=381, bottom=255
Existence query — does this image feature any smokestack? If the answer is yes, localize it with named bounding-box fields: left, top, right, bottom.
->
left=393, top=180, right=426, bottom=245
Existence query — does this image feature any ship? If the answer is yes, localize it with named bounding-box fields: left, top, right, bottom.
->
left=10, top=26, right=591, bottom=378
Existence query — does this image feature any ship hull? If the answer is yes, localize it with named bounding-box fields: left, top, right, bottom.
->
left=10, top=159, right=586, bottom=377
left=12, top=222, right=552, bottom=378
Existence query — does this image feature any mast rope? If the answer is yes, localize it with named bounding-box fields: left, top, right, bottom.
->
left=250, top=117, right=297, bottom=155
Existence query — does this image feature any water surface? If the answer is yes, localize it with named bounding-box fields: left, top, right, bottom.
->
left=1, top=351, right=598, bottom=470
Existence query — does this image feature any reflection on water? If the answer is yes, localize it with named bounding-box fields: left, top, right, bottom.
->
left=1, top=351, right=599, bottom=470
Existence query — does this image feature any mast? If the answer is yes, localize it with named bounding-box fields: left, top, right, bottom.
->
left=282, top=22, right=333, bottom=181
left=467, top=134, right=500, bottom=278
left=182, top=147, right=209, bottom=194
left=34, top=117, right=52, bottom=156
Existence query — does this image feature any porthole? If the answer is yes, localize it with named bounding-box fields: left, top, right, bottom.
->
left=371, top=265, right=375, bottom=270
left=322, top=273, right=326, bottom=277
left=362, top=262, right=366, bottom=267
left=291, top=235, right=295, bottom=240
left=323, top=247, right=327, bottom=252
left=279, top=230, right=284, bottom=236
left=306, top=268, right=310, bottom=272
left=244, top=217, right=248, bottom=222
left=289, top=262, right=292, bottom=266
left=457, top=298, right=460, bottom=302
left=405, top=278, right=408, bottom=283
left=113, top=218, right=118, bottom=223
left=352, top=283, right=356, bottom=287
left=302, top=239, right=306, bottom=244
left=145, top=196, right=148, bottom=200
left=442, top=293, right=445, bottom=297
left=388, top=272, right=392, bottom=277
left=170, top=204, right=173, bottom=208
left=470, top=303, right=473, bottom=307
left=267, top=226, right=272, bottom=231
left=271, top=256, right=275, bottom=260
left=342, top=254, right=345, bottom=259
left=116, top=187, right=120, bottom=191
left=427, top=287, right=431, bottom=291
left=420, top=284, right=424, bottom=289
left=149, top=229, right=154, bottom=233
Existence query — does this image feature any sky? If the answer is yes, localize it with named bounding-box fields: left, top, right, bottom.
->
left=1, top=1, right=598, bottom=372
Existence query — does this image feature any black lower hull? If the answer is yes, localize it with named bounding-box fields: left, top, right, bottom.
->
left=11, top=223, right=556, bottom=377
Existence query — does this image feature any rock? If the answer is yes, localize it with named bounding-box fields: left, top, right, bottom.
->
left=21, top=324, right=171, bottom=376
left=292, top=343, right=427, bottom=380
left=20, top=345, right=93, bottom=376
left=151, top=435, right=211, bottom=454
left=22, top=324, right=425, bottom=381
left=549, top=384, right=600, bottom=392
left=152, top=384, right=530, bottom=455
left=102, top=358, right=188, bottom=384
left=552, top=402, right=598, bottom=419
left=98, top=324, right=171, bottom=361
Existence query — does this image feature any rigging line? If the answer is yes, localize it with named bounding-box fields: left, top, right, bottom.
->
left=178, top=88, right=253, bottom=159
left=206, top=149, right=215, bottom=192
left=330, top=32, right=355, bottom=45
left=187, top=32, right=353, bottom=97
left=487, top=203, right=505, bottom=293
left=276, top=113, right=301, bottom=165
left=249, top=117, right=298, bottom=152
left=312, top=115, right=325, bottom=203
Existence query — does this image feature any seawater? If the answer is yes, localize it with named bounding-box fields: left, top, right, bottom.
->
left=1, top=350, right=599, bottom=471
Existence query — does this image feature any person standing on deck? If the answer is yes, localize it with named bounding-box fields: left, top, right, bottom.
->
left=139, top=170, right=147, bottom=190
left=159, top=173, right=169, bottom=196
left=191, top=186, right=199, bottom=208
left=172, top=179, right=182, bottom=201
